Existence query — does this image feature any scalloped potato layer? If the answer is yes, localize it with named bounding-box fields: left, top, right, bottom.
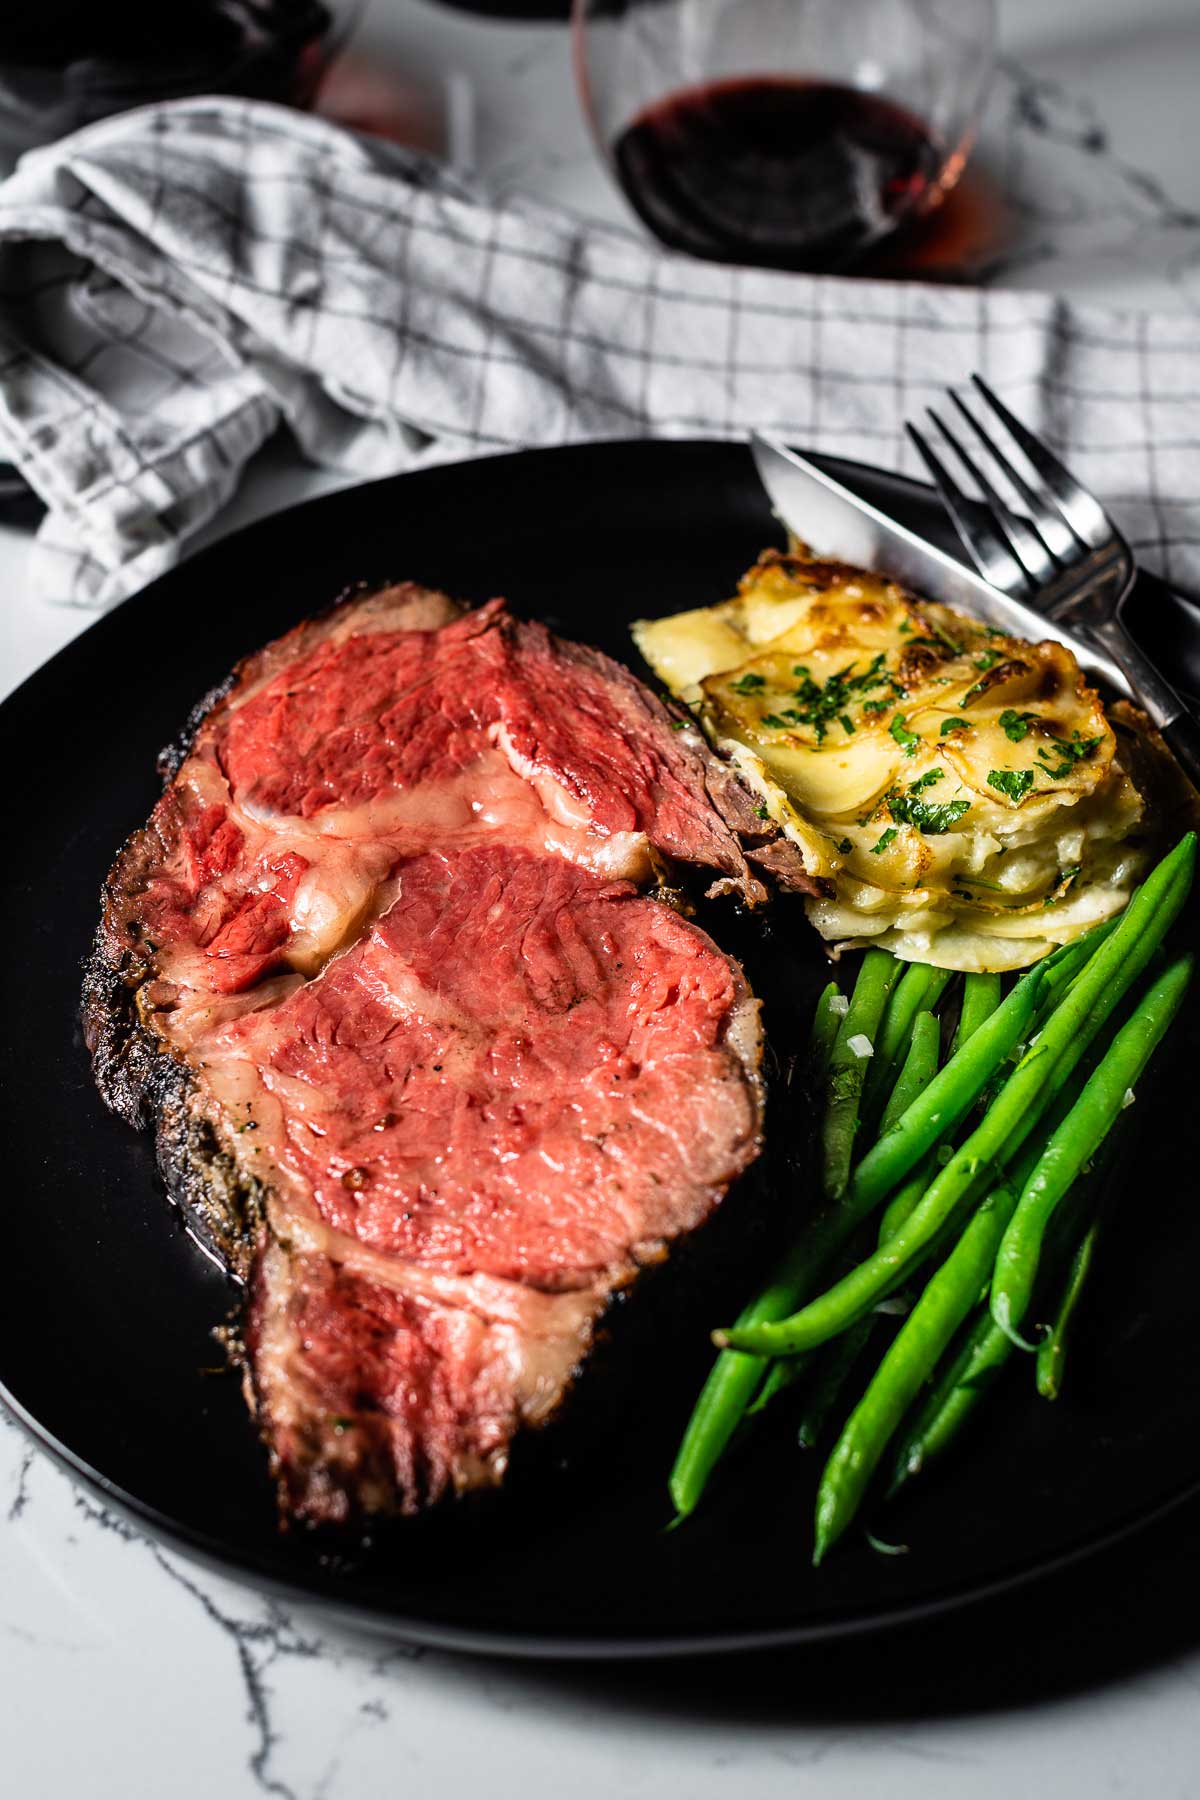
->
left=634, top=550, right=1150, bottom=971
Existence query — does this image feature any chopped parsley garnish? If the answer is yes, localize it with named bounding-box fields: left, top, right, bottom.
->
left=870, top=827, right=898, bottom=855
left=987, top=768, right=1035, bottom=804
left=907, top=768, right=944, bottom=795
left=890, top=713, right=921, bottom=756
left=1035, top=732, right=1103, bottom=780
left=863, top=698, right=891, bottom=714
left=836, top=837, right=853, bottom=854
left=908, top=625, right=964, bottom=657
left=730, top=671, right=766, bottom=694
left=898, top=617, right=913, bottom=635
left=974, top=649, right=1001, bottom=671
left=757, top=653, right=898, bottom=743
left=839, top=713, right=856, bottom=734
left=999, top=709, right=1038, bottom=743
left=1046, top=863, right=1083, bottom=904
left=754, top=803, right=769, bottom=820
left=761, top=713, right=789, bottom=729
left=940, top=717, right=970, bottom=736
left=669, top=718, right=689, bottom=730
left=885, top=768, right=970, bottom=834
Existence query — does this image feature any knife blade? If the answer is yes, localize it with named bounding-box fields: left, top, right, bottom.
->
left=750, top=434, right=1131, bottom=698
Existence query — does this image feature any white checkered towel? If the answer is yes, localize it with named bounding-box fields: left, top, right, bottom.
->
left=1, top=96, right=1199, bottom=608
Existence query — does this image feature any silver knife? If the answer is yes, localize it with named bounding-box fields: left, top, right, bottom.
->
left=751, top=434, right=1131, bottom=699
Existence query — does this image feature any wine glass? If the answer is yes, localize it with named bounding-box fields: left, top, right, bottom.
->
left=572, top=0, right=996, bottom=273
left=0, top=1, right=364, bottom=166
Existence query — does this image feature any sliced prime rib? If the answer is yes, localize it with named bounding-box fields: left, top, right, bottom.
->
left=84, top=583, right=816, bottom=1526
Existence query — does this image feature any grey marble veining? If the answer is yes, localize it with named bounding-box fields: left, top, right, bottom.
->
left=5, top=1410, right=1200, bottom=1799
left=3, top=1, right=1200, bottom=1793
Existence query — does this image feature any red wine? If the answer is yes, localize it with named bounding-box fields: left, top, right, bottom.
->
left=0, top=3, right=333, bottom=161
left=612, top=77, right=943, bottom=272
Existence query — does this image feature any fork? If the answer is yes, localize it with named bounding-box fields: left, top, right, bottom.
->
left=907, top=374, right=1200, bottom=789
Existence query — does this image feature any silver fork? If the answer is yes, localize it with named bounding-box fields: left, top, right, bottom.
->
left=907, top=374, right=1200, bottom=788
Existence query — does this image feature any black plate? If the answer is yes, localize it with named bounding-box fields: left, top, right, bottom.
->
left=2, top=439, right=1198, bottom=1659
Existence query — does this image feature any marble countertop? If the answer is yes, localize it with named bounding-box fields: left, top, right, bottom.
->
left=3, top=0, right=1200, bottom=1792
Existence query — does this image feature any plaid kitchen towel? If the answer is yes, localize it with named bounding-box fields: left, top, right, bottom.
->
left=0, top=96, right=1198, bottom=607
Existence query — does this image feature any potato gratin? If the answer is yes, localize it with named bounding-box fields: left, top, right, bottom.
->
left=634, top=549, right=1152, bottom=971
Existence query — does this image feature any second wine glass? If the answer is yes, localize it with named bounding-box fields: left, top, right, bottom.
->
left=572, top=0, right=996, bottom=273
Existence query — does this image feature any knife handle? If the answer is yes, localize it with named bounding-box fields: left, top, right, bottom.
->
left=1118, top=568, right=1200, bottom=709
left=1159, top=711, right=1200, bottom=792
left=1090, top=612, right=1200, bottom=791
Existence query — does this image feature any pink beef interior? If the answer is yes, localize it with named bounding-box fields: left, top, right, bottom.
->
left=91, top=585, right=809, bottom=1523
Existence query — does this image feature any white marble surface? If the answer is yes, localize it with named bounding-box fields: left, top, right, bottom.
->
left=3, top=0, right=1200, bottom=1792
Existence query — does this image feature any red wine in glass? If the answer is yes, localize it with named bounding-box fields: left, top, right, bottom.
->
left=612, top=76, right=943, bottom=271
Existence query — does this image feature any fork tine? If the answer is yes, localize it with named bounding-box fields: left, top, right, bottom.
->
left=969, top=375, right=1113, bottom=551
left=928, top=404, right=1059, bottom=588
left=947, top=391, right=1075, bottom=568
left=905, top=421, right=1032, bottom=595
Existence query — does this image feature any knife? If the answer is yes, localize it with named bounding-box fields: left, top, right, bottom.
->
left=750, top=434, right=1132, bottom=700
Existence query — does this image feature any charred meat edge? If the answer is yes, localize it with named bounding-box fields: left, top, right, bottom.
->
left=81, top=582, right=790, bottom=1520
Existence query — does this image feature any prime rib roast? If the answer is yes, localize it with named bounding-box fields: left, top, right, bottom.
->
left=84, top=584, right=815, bottom=1526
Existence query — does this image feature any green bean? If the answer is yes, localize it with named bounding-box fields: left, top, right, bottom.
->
left=877, top=1010, right=941, bottom=1137
left=757, top=1012, right=944, bottom=1432
left=887, top=1307, right=1013, bottom=1494
left=1024, top=919, right=1122, bottom=1040
left=720, top=1038, right=1046, bottom=1357
left=813, top=1178, right=1022, bottom=1561
left=992, top=952, right=1194, bottom=1345
left=952, top=971, right=1001, bottom=1053
left=835, top=965, right=1043, bottom=1214
left=821, top=949, right=902, bottom=1201
left=991, top=927, right=1116, bottom=1099
left=745, top=1351, right=809, bottom=1416
left=798, top=1015, right=949, bottom=1447
left=671, top=1108, right=937, bottom=1517
left=670, top=1354, right=765, bottom=1517
left=810, top=980, right=843, bottom=1077
left=670, top=976, right=874, bottom=1513
left=720, top=835, right=1196, bottom=1359
left=1031, top=1107, right=1129, bottom=1402
left=751, top=1208, right=894, bottom=1421
left=1039, top=915, right=1120, bottom=991
left=769, top=963, right=1033, bottom=1284
left=873, top=1011, right=942, bottom=1243
left=878, top=985, right=994, bottom=1243
left=827, top=1123, right=1050, bottom=1533
left=795, top=1185, right=934, bottom=1455
left=862, top=965, right=952, bottom=1125
left=1036, top=1222, right=1098, bottom=1401
left=671, top=1177, right=899, bottom=1514
left=675, top=840, right=1192, bottom=1518
left=693, top=967, right=1038, bottom=1480
left=699, top=970, right=1042, bottom=1398
left=889, top=1129, right=1126, bottom=1492
left=876, top=1156, right=935, bottom=1245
